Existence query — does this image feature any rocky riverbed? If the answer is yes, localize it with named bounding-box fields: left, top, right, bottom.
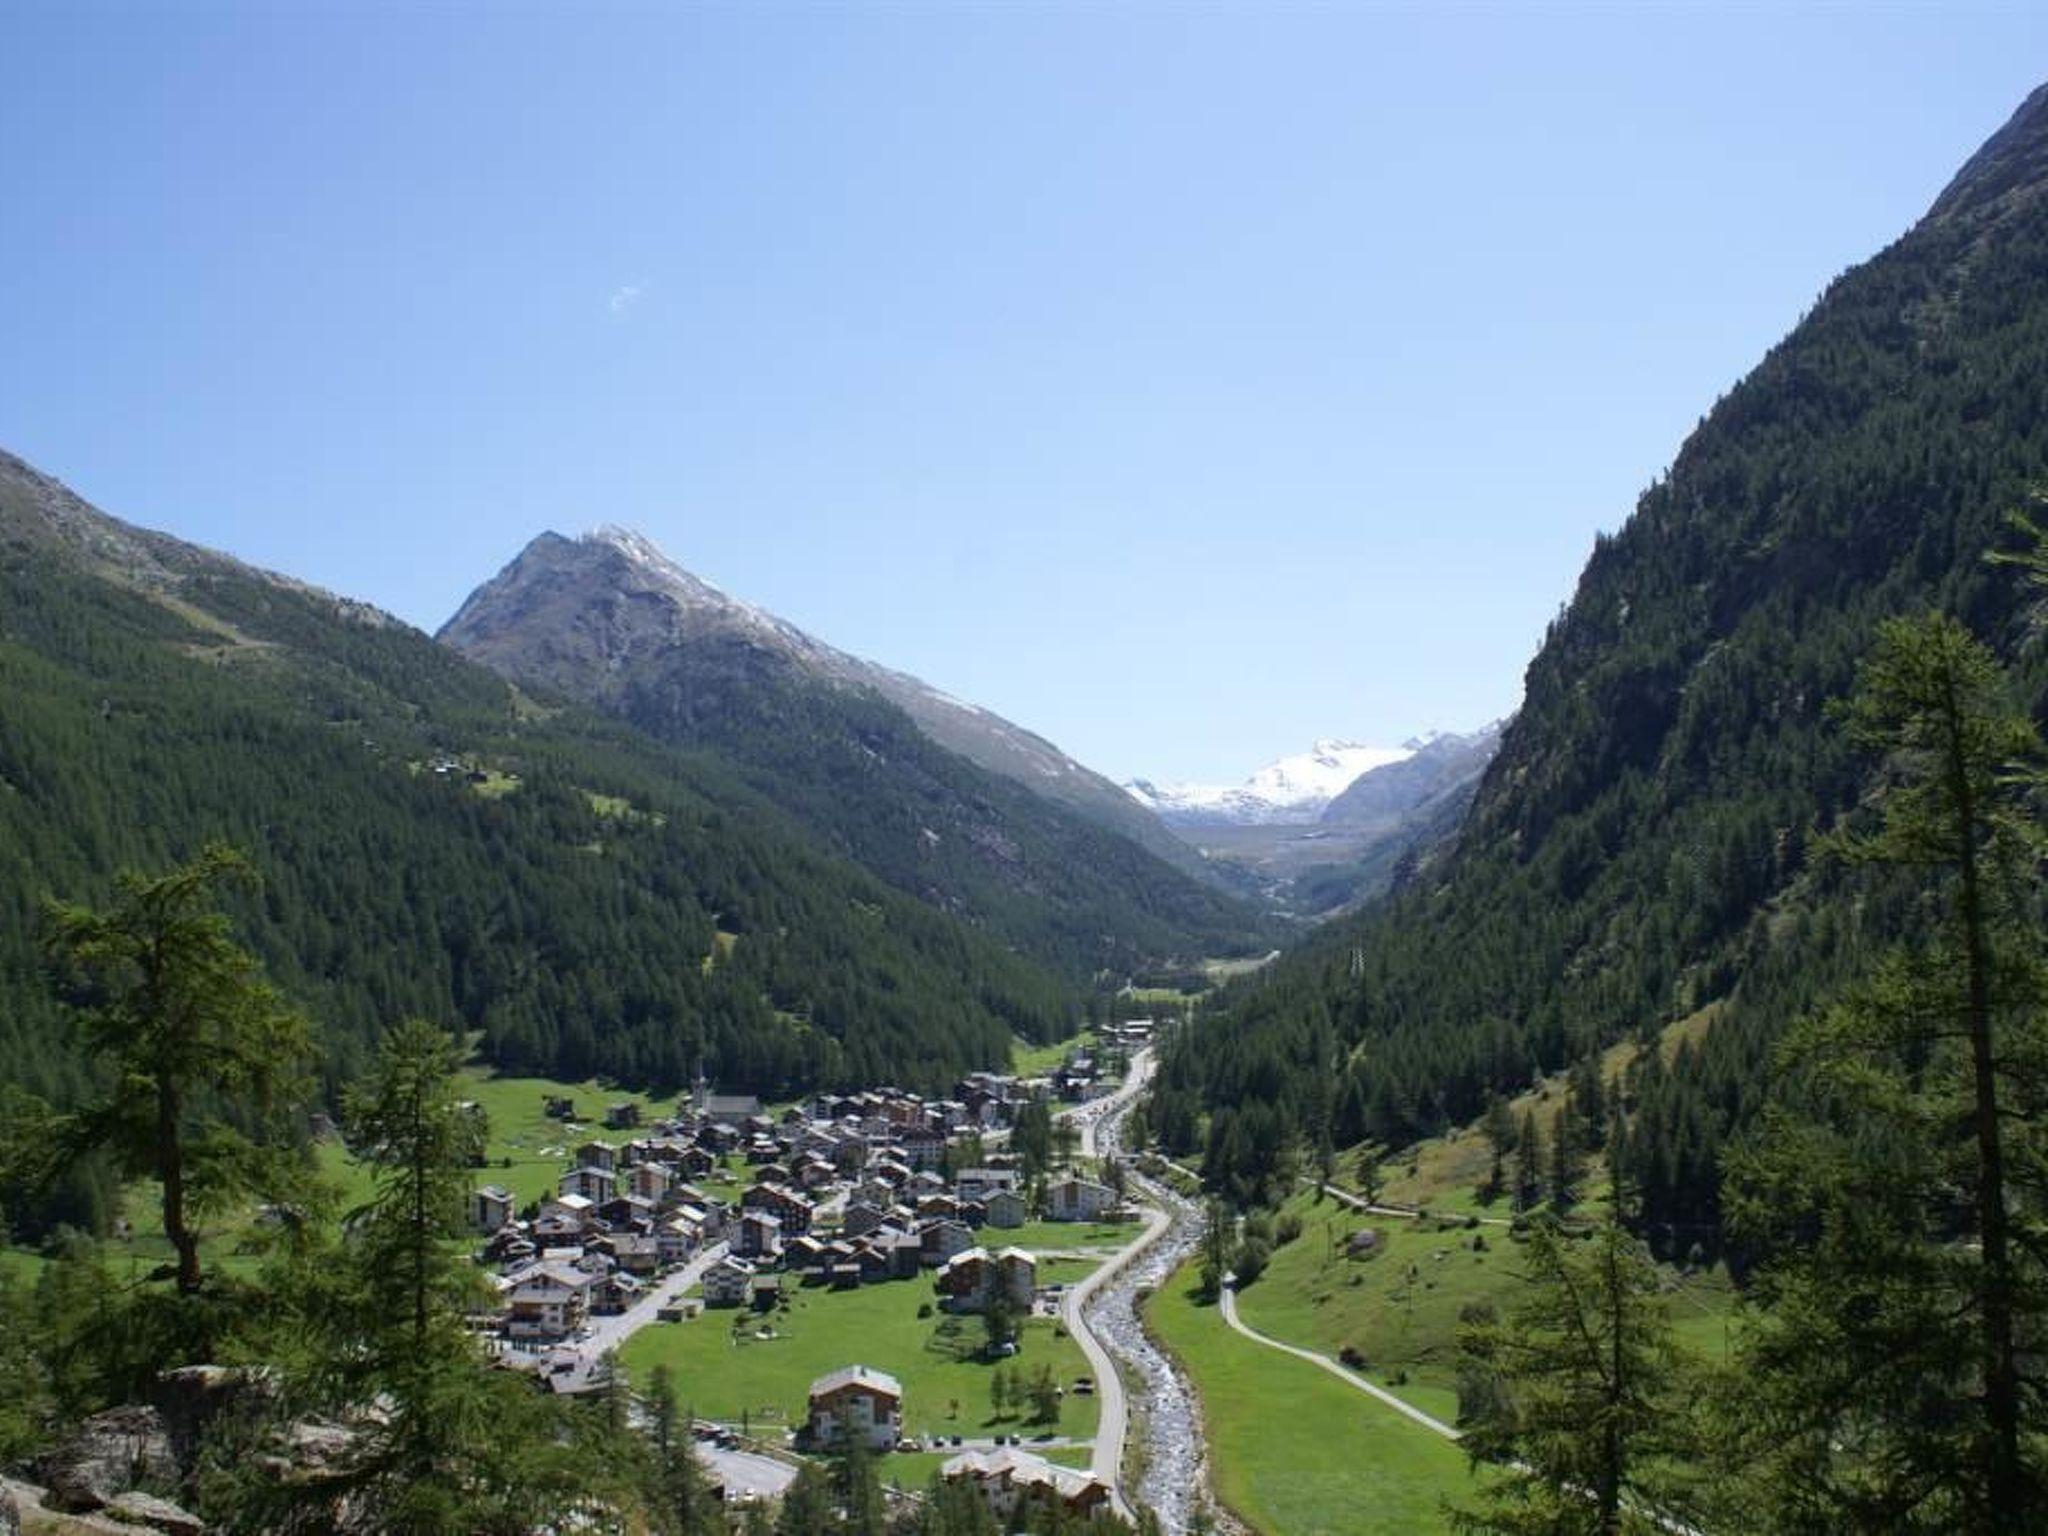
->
left=1083, top=1086, right=1219, bottom=1534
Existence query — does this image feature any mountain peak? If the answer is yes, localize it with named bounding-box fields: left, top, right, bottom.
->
left=440, top=527, right=1211, bottom=873
left=1125, top=739, right=1415, bottom=827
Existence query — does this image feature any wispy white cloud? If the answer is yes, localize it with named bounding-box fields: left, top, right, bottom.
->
left=608, top=282, right=645, bottom=316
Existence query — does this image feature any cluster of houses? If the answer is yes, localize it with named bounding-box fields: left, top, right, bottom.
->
left=477, top=1067, right=1132, bottom=1348
left=805, top=1367, right=1113, bottom=1521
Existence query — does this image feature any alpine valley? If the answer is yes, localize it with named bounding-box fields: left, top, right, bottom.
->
left=8, top=47, right=2048, bottom=1536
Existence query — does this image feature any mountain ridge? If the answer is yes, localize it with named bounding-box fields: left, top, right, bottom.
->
left=0, top=448, right=1113, bottom=1127
left=442, top=526, right=1211, bottom=877
left=439, top=527, right=1271, bottom=979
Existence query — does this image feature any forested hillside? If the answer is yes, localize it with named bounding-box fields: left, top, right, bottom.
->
left=441, top=530, right=1270, bottom=981
left=1158, top=83, right=2048, bottom=1250
left=0, top=451, right=1084, bottom=1131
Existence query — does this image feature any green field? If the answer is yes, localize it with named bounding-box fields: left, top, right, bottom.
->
left=619, top=1274, right=1101, bottom=1444
left=1234, top=1190, right=1528, bottom=1418
left=1010, top=1031, right=1092, bottom=1077
left=981, top=1220, right=1136, bottom=1254
left=1145, top=1256, right=1473, bottom=1534
left=1236, top=1189, right=1737, bottom=1418
left=453, top=1065, right=677, bottom=1207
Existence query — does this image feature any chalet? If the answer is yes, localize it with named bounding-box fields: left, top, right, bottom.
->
left=1046, top=1176, right=1117, bottom=1223
left=916, top=1193, right=963, bottom=1224
left=593, top=1271, right=644, bottom=1314
left=628, top=1162, right=674, bottom=1204
left=702, top=1255, right=756, bottom=1307
left=655, top=1218, right=698, bottom=1267
left=590, top=1233, right=661, bottom=1276
left=807, top=1365, right=903, bottom=1451
left=741, top=1182, right=815, bottom=1235
left=542, top=1094, right=578, bottom=1121
left=939, top=1448, right=1113, bottom=1523
left=936, top=1246, right=1036, bottom=1314
left=504, top=1262, right=594, bottom=1341
left=956, top=1169, right=1018, bottom=1204
left=675, top=1145, right=717, bottom=1178
left=984, top=1188, right=1028, bottom=1229
left=575, top=1140, right=619, bottom=1172
left=596, top=1194, right=656, bottom=1232
left=736, top=1209, right=784, bottom=1262
left=485, top=1228, right=536, bottom=1268
left=559, top=1165, right=616, bottom=1203
left=872, top=1230, right=925, bottom=1281
left=470, top=1184, right=517, bottom=1234
left=535, top=1194, right=596, bottom=1242
left=788, top=1234, right=829, bottom=1277
left=605, top=1102, right=642, bottom=1131
left=841, top=1199, right=890, bottom=1239
left=921, top=1219, right=975, bottom=1268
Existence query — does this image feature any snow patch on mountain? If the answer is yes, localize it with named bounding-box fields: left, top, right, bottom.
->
left=1125, top=739, right=1415, bottom=826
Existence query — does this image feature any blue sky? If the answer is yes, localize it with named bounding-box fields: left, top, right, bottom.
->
left=4, top=3, right=2045, bottom=782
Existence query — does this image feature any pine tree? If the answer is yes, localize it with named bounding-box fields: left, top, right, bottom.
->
left=234, top=1018, right=603, bottom=1533
left=1451, top=1219, right=1699, bottom=1534
left=1514, top=1112, right=1545, bottom=1214
left=42, top=844, right=311, bottom=1296
left=1546, top=1112, right=1577, bottom=1215
left=1718, top=613, right=2048, bottom=1531
left=645, top=1364, right=711, bottom=1534
left=1480, top=1095, right=1518, bottom=1204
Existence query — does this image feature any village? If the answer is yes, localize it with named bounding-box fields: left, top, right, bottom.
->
left=467, top=1020, right=1158, bottom=1523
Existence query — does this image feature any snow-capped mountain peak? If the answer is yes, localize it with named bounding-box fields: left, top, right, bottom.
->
left=1125, top=739, right=1415, bottom=826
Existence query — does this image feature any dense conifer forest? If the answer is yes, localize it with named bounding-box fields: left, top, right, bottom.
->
left=1160, top=83, right=2048, bottom=1258
left=0, top=461, right=1202, bottom=1152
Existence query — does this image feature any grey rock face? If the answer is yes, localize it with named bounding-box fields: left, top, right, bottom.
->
left=34, top=1406, right=177, bottom=1513
left=104, top=1491, right=205, bottom=1535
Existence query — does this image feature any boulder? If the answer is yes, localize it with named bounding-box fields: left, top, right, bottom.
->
left=34, top=1405, right=176, bottom=1513
left=0, top=1480, right=18, bottom=1536
left=104, top=1491, right=205, bottom=1535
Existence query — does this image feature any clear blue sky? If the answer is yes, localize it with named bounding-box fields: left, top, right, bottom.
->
left=4, top=4, right=2044, bottom=782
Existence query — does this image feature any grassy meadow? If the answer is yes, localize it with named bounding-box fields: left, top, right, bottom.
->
left=1144, top=1256, right=1472, bottom=1534
left=618, top=1268, right=1103, bottom=1444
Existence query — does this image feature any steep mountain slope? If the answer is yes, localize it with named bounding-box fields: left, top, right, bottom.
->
left=442, top=527, right=1204, bottom=874
left=1160, top=83, right=2048, bottom=1238
left=1316, top=725, right=1500, bottom=829
left=0, top=449, right=1081, bottom=1125
left=440, top=529, right=1269, bottom=978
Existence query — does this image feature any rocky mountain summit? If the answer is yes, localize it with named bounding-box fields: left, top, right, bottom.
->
left=440, top=526, right=1201, bottom=871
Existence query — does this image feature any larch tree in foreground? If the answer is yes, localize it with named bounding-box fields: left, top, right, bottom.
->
left=1716, top=612, right=2048, bottom=1532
